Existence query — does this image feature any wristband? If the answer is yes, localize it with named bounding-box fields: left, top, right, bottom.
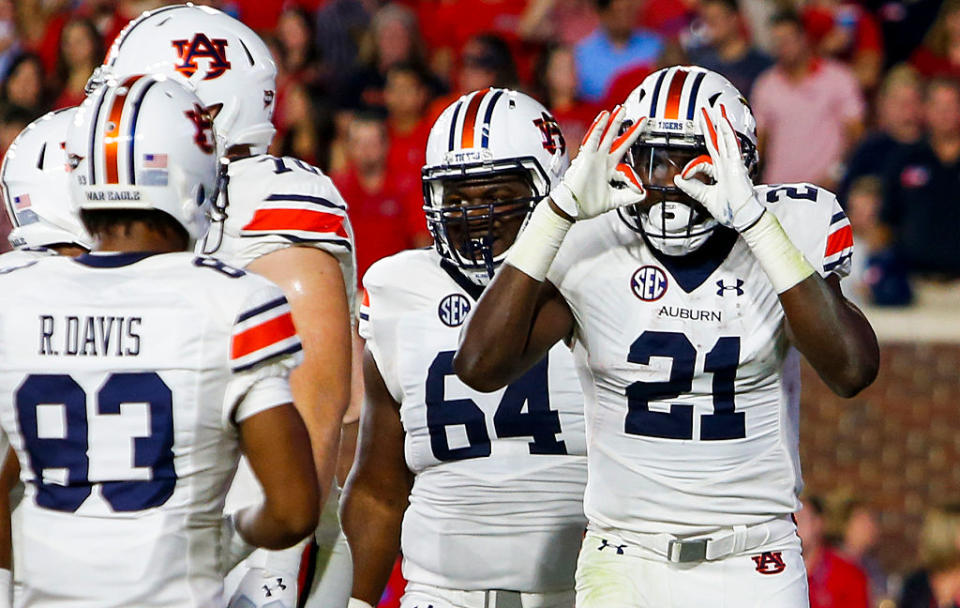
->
left=504, top=198, right=573, bottom=281
left=348, top=599, right=375, bottom=608
left=741, top=211, right=815, bottom=294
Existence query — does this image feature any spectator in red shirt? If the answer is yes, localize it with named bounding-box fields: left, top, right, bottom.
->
left=910, top=0, right=960, bottom=80
left=52, top=18, right=103, bottom=110
left=797, top=495, right=870, bottom=608
left=802, top=0, right=884, bottom=91
left=384, top=62, right=432, bottom=191
left=333, top=111, right=430, bottom=282
left=425, top=33, right=518, bottom=126
left=275, top=6, right=328, bottom=90
left=534, top=43, right=598, bottom=159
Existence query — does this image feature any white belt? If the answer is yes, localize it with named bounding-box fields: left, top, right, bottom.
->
left=403, top=582, right=573, bottom=608
left=592, top=515, right=795, bottom=563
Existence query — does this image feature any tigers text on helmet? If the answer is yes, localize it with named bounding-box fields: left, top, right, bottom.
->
left=620, top=65, right=758, bottom=256
left=98, top=3, right=277, bottom=154
left=66, top=74, right=219, bottom=241
left=423, top=88, right=569, bottom=285
left=1, top=108, right=92, bottom=251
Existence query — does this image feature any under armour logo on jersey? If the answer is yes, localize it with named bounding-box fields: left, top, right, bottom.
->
left=752, top=551, right=786, bottom=575
left=171, top=34, right=231, bottom=80
left=598, top=539, right=627, bottom=555
left=533, top=112, right=566, bottom=156
left=262, top=578, right=287, bottom=597
left=438, top=293, right=471, bottom=327
left=716, top=279, right=744, bottom=296
left=184, top=103, right=216, bottom=154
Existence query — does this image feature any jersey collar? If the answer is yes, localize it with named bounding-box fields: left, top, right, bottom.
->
left=641, top=226, right=739, bottom=293
left=74, top=251, right=161, bottom=268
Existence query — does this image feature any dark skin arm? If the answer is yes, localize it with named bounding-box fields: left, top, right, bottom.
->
left=340, top=348, right=414, bottom=606
left=0, top=449, right=18, bottom=571
left=235, top=403, right=320, bottom=549
left=456, top=219, right=879, bottom=398
left=454, top=261, right=574, bottom=393
left=780, top=273, right=879, bottom=397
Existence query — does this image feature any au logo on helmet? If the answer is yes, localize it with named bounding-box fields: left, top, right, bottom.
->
left=184, top=104, right=216, bottom=154
left=532, top=112, right=566, bottom=156
left=171, top=33, right=231, bottom=80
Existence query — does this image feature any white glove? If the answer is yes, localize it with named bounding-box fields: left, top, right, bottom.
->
left=228, top=566, right=299, bottom=608
left=550, top=105, right=647, bottom=221
left=673, top=106, right=764, bottom=232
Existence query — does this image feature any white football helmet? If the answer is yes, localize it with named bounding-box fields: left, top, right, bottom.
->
left=98, top=3, right=277, bottom=154
left=1, top=108, right=92, bottom=250
left=620, top=65, right=758, bottom=255
left=423, top=88, right=569, bottom=284
left=66, top=74, right=219, bottom=241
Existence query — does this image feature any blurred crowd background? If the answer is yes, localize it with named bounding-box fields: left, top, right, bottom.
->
left=0, top=1, right=959, bottom=608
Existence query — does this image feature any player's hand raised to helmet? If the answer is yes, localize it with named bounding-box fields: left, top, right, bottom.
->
left=673, top=106, right=765, bottom=233
left=549, top=106, right=646, bottom=221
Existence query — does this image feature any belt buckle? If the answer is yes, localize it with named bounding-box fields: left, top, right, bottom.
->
left=486, top=590, right=522, bottom=608
left=667, top=538, right=708, bottom=563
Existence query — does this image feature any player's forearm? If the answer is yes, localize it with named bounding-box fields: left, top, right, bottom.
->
left=780, top=276, right=879, bottom=397
left=234, top=494, right=319, bottom=550
left=290, top=366, right=350, bottom=504
left=340, top=481, right=407, bottom=605
left=455, top=264, right=546, bottom=392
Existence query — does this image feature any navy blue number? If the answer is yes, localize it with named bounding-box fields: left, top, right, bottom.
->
left=15, top=375, right=90, bottom=511
left=625, top=332, right=695, bottom=439
left=766, top=185, right=819, bottom=203
left=193, top=257, right=246, bottom=278
left=426, top=351, right=565, bottom=461
left=701, top=337, right=744, bottom=440
left=14, top=372, right=176, bottom=513
left=98, top=373, right=175, bottom=511
left=271, top=157, right=292, bottom=174
left=271, top=157, right=319, bottom=175
left=493, top=355, right=566, bottom=455
left=625, top=332, right=745, bottom=440
left=426, top=352, right=491, bottom=461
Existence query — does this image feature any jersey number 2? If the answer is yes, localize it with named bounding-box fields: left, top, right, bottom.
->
left=425, top=351, right=566, bottom=461
left=626, top=331, right=744, bottom=440
left=15, top=372, right=175, bottom=513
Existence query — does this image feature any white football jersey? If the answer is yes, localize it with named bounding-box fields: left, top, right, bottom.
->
left=0, top=251, right=302, bottom=607
left=202, top=153, right=357, bottom=603
left=199, top=154, right=357, bottom=313
left=359, top=248, right=588, bottom=592
left=0, top=247, right=58, bottom=464
left=546, top=184, right=853, bottom=538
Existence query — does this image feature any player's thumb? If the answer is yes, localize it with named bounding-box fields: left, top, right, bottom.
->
left=673, top=173, right=710, bottom=203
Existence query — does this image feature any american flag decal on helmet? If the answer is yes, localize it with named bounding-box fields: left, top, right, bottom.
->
left=231, top=295, right=301, bottom=372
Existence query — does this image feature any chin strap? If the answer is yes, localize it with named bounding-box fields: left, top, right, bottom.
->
left=200, top=157, right=231, bottom=255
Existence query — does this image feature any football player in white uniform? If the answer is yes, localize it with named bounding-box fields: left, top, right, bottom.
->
left=0, top=106, right=93, bottom=607
left=456, top=67, right=880, bottom=607
left=95, top=6, right=357, bottom=607
left=341, top=89, right=588, bottom=608
left=0, top=75, right=318, bottom=607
